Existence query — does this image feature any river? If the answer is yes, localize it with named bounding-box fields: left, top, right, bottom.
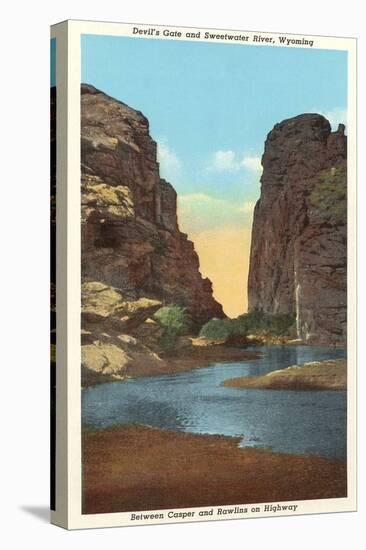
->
left=82, top=345, right=347, bottom=460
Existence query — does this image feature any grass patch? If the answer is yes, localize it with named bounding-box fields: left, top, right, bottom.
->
left=200, top=311, right=296, bottom=340
left=309, top=164, right=346, bottom=223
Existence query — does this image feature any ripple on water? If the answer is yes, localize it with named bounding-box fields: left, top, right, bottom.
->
left=82, top=345, right=347, bottom=460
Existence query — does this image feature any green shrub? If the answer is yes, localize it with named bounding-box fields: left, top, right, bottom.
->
left=200, top=311, right=296, bottom=340
left=241, top=311, right=296, bottom=336
left=309, top=164, right=347, bottom=223
left=198, top=318, right=238, bottom=340
left=154, top=305, right=190, bottom=333
left=154, top=305, right=191, bottom=353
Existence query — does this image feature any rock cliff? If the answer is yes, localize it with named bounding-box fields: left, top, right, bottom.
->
left=248, top=114, right=347, bottom=345
left=78, top=84, right=224, bottom=382
left=81, top=84, right=223, bottom=327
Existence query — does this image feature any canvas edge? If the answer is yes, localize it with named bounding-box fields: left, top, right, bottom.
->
left=50, top=19, right=358, bottom=530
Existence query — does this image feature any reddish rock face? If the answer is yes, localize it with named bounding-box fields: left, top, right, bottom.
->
left=248, top=114, right=347, bottom=345
left=81, top=84, right=224, bottom=328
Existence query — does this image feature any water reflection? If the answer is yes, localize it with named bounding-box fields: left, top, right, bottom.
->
left=82, top=346, right=346, bottom=460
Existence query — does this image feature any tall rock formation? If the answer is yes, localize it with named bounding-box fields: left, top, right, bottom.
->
left=81, top=84, right=224, bottom=328
left=248, top=114, right=347, bottom=345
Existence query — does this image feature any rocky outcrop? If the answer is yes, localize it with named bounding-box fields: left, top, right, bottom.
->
left=78, top=84, right=224, bottom=383
left=81, top=281, right=165, bottom=384
left=81, top=84, right=223, bottom=327
left=81, top=281, right=162, bottom=331
left=223, top=359, right=347, bottom=391
left=248, top=114, right=347, bottom=345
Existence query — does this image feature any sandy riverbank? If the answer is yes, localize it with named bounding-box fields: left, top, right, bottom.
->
left=82, top=345, right=262, bottom=386
left=82, top=424, right=346, bottom=514
left=127, top=345, right=262, bottom=378
left=222, top=359, right=347, bottom=391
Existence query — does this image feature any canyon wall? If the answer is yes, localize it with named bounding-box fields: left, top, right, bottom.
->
left=76, top=84, right=225, bottom=383
left=81, top=84, right=224, bottom=328
left=248, top=114, right=347, bottom=345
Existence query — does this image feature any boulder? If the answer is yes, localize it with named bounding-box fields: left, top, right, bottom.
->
left=81, top=281, right=162, bottom=329
left=81, top=342, right=131, bottom=378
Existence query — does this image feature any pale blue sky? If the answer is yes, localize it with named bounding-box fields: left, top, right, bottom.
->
left=81, top=34, right=347, bottom=221
left=81, top=34, right=347, bottom=316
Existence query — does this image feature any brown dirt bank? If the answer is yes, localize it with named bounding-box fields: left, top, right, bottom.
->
left=82, top=425, right=347, bottom=514
left=127, top=346, right=262, bottom=378
left=82, top=346, right=262, bottom=387
left=222, top=359, right=347, bottom=391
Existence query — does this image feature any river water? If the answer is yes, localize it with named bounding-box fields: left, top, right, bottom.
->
left=82, top=345, right=347, bottom=460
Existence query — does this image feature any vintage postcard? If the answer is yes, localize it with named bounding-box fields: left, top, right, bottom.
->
left=50, top=20, right=357, bottom=529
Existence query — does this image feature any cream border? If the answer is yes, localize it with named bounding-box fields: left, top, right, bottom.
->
left=51, top=20, right=357, bottom=530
